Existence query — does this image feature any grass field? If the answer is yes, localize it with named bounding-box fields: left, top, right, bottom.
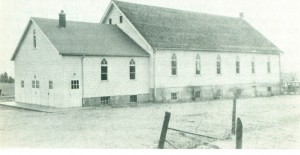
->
left=0, top=83, right=14, bottom=96
left=0, top=95, right=299, bottom=149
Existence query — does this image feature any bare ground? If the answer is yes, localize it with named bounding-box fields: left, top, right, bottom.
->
left=0, top=95, right=299, bottom=149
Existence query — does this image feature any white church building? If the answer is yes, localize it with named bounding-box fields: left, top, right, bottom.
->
left=12, top=0, right=282, bottom=108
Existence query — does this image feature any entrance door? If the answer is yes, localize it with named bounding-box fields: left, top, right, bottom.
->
left=19, top=83, right=25, bottom=103
left=252, top=86, right=257, bottom=97
left=70, top=80, right=82, bottom=107
left=31, top=80, right=36, bottom=104
left=47, top=81, right=54, bottom=107
left=31, top=80, right=40, bottom=105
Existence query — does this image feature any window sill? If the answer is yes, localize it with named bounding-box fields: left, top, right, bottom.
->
left=195, top=74, right=201, bottom=77
left=216, top=74, right=222, bottom=76
left=100, top=80, right=109, bottom=83
left=170, top=75, right=178, bottom=77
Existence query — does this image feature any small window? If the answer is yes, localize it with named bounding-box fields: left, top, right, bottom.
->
left=130, top=59, right=136, bottom=80
left=267, top=57, right=271, bottom=73
left=171, top=54, right=177, bottom=76
left=49, top=81, right=53, bottom=89
left=120, top=16, right=123, bottom=23
left=32, top=80, right=36, bottom=88
left=196, top=54, right=201, bottom=75
left=101, top=59, right=108, bottom=81
left=71, top=80, right=79, bottom=89
left=21, top=80, right=24, bottom=88
left=36, top=81, right=40, bottom=88
left=251, top=56, right=255, bottom=74
left=236, top=56, right=240, bottom=74
left=33, top=29, right=37, bottom=48
left=195, top=91, right=202, bottom=99
left=130, top=95, right=137, bottom=103
left=217, top=55, right=221, bottom=75
left=267, top=62, right=271, bottom=73
left=171, top=93, right=178, bottom=101
left=101, top=97, right=110, bottom=105
left=267, top=87, right=272, bottom=92
left=109, top=18, right=112, bottom=24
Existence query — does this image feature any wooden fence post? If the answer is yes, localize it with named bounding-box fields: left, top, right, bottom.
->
left=158, top=112, right=171, bottom=149
left=236, top=117, right=243, bottom=149
left=232, top=98, right=237, bottom=135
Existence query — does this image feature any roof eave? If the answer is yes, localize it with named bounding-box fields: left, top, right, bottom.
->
left=99, top=0, right=114, bottom=23
left=61, top=53, right=150, bottom=57
left=11, top=19, right=33, bottom=61
left=156, top=47, right=281, bottom=55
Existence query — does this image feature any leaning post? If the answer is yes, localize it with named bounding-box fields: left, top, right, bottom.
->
left=236, top=117, right=243, bottom=149
left=158, top=112, right=171, bottom=149
left=231, top=98, right=237, bottom=135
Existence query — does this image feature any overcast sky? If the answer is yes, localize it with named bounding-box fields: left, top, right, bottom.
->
left=0, top=0, right=300, bottom=77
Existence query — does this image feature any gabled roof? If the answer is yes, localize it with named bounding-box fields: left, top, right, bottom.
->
left=113, top=0, right=281, bottom=54
left=11, top=17, right=149, bottom=60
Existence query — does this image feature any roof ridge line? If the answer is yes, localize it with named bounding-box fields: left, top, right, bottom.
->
left=31, top=17, right=101, bottom=25
left=114, top=0, right=242, bottom=20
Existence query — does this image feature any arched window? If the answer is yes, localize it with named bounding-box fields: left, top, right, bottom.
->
left=196, top=54, right=201, bottom=75
left=251, top=56, right=255, bottom=74
left=216, top=55, right=221, bottom=75
left=171, top=54, right=177, bottom=75
left=130, top=59, right=136, bottom=80
left=33, top=29, right=37, bottom=48
left=236, top=56, right=240, bottom=74
left=267, top=56, right=271, bottom=73
left=101, top=59, right=108, bottom=81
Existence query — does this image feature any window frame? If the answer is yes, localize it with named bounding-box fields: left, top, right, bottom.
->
left=267, top=57, right=271, bottom=73
left=33, top=29, right=37, bottom=49
left=49, top=81, right=53, bottom=89
left=129, top=59, right=136, bottom=80
left=36, top=80, right=40, bottom=88
left=171, top=92, right=178, bottom=101
left=267, top=87, right=272, bottom=92
left=32, top=80, right=36, bottom=88
left=21, top=80, right=24, bottom=88
left=236, top=56, right=240, bottom=74
left=216, top=55, right=222, bottom=75
left=71, top=80, right=79, bottom=89
left=171, top=54, right=177, bottom=76
left=130, top=95, right=137, bottom=103
left=196, top=54, right=201, bottom=75
left=101, top=59, right=108, bottom=81
left=195, top=91, right=202, bottom=99
left=119, top=16, right=123, bottom=23
left=100, top=97, right=110, bottom=105
left=251, top=56, right=255, bottom=74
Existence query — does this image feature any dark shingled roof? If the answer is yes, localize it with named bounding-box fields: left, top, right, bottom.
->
left=13, top=17, right=149, bottom=59
left=113, top=0, right=281, bottom=54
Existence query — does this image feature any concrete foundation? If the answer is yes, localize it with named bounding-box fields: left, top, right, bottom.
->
left=83, top=83, right=280, bottom=106
left=83, top=93, right=150, bottom=107
left=153, top=83, right=280, bottom=103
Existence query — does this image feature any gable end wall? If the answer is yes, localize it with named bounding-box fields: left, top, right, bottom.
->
left=14, top=21, right=65, bottom=107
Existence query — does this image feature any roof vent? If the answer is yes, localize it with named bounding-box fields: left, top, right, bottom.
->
left=59, top=10, right=66, bottom=28
left=239, top=12, right=244, bottom=19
